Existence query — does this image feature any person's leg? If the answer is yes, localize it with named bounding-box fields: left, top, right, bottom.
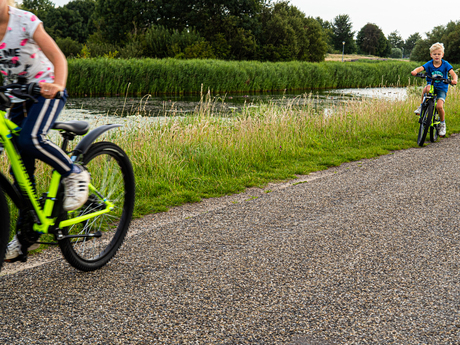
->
left=415, top=85, right=430, bottom=114
left=17, top=94, right=73, bottom=177
left=436, top=90, right=447, bottom=136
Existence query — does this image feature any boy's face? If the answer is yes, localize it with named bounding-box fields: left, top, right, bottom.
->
left=430, top=49, right=444, bottom=63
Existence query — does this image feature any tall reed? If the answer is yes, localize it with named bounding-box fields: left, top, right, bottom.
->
left=67, top=58, right=422, bottom=96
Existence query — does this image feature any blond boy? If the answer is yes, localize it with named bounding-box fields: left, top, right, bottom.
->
left=411, top=42, right=458, bottom=136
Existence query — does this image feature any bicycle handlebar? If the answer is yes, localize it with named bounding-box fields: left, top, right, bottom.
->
left=0, top=82, right=62, bottom=105
left=414, top=73, right=452, bottom=85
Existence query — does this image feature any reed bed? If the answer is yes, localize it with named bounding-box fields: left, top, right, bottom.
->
left=67, top=58, right=420, bottom=96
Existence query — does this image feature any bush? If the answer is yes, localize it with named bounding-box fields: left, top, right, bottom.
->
left=390, top=48, right=403, bottom=59
left=56, top=37, right=82, bottom=58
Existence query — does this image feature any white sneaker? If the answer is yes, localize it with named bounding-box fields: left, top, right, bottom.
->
left=4, top=234, right=40, bottom=261
left=439, top=122, right=446, bottom=136
left=414, top=105, right=421, bottom=114
left=63, top=165, right=90, bottom=211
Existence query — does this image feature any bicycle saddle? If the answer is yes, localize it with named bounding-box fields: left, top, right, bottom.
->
left=52, top=121, right=90, bottom=135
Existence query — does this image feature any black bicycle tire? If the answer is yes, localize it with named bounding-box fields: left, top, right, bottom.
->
left=430, top=110, right=439, bottom=142
left=417, top=101, right=433, bottom=146
left=58, top=142, right=135, bottom=271
left=0, top=189, right=11, bottom=273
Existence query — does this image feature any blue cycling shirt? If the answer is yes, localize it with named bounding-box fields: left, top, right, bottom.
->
left=423, top=59, right=453, bottom=92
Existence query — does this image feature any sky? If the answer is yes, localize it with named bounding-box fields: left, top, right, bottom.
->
left=51, top=0, right=459, bottom=40
left=288, top=0, right=459, bottom=40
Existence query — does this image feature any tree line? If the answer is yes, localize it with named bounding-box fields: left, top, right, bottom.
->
left=20, top=0, right=460, bottom=64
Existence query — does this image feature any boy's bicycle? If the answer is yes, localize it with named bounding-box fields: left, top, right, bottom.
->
left=0, top=83, right=135, bottom=272
left=414, top=73, right=452, bottom=146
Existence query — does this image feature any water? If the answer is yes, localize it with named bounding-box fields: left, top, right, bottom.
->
left=62, top=87, right=408, bottom=120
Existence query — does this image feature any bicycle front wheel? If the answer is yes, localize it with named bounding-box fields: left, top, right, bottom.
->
left=0, top=188, right=10, bottom=273
left=430, top=110, right=439, bottom=143
left=58, top=142, right=135, bottom=271
left=417, top=102, right=433, bottom=147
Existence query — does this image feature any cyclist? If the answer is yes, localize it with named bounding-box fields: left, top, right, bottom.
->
left=1, top=1, right=90, bottom=262
left=411, top=42, right=458, bottom=137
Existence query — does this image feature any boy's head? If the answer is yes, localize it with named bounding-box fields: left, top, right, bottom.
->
left=430, top=42, right=444, bottom=61
left=7, top=0, right=15, bottom=7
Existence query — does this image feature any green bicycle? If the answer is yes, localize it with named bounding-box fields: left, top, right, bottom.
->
left=0, top=83, right=135, bottom=272
left=414, top=73, right=452, bottom=147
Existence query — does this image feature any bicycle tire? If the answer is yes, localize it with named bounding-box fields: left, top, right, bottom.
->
left=417, top=101, right=433, bottom=146
left=430, top=110, right=439, bottom=143
left=0, top=189, right=10, bottom=273
left=58, top=142, right=135, bottom=271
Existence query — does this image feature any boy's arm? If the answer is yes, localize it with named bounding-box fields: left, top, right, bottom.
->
left=33, top=23, right=68, bottom=99
left=449, top=69, right=458, bottom=85
left=411, top=66, right=425, bottom=76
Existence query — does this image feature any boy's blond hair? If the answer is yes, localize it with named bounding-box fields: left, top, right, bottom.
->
left=7, top=0, right=15, bottom=6
left=430, top=42, right=445, bottom=53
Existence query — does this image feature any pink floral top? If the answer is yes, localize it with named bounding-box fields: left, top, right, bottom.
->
left=0, top=7, right=54, bottom=101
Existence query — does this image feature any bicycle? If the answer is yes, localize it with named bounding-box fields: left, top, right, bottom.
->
left=414, top=73, right=452, bottom=146
left=0, top=83, right=135, bottom=272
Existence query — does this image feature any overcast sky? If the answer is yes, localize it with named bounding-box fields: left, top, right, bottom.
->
left=51, top=0, right=458, bottom=40
left=289, top=0, right=459, bottom=40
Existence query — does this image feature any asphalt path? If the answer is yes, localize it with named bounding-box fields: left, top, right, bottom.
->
left=2, top=134, right=460, bottom=344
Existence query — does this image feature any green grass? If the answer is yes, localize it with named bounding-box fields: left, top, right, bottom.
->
left=98, top=85, right=459, bottom=216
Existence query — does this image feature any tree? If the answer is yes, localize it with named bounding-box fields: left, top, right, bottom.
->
left=257, top=1, right=327, bottom=62
left=404, top=32, right=422, bottom=58
left=20, top=0, right=55, bottom=13
left=410, top=21, right=460, bottom=63
left=316, top=17, right=334, bottom=53
left=332, top=14, right=356, bottom=54
left=63, top=0, right=96, bottom=42
left=356, top=23, right=390, bottom=57
left=93, top=0, right=157, bottom=43
left=387, top=30, right=404, bottom=50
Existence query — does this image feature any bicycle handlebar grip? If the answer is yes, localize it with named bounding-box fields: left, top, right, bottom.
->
left=30, top=83, right=62, bottom=99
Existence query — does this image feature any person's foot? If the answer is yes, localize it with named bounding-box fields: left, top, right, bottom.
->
left=4, top=234, right=40, bottom=262
left=439, top=122, right=446, bottom=136
left=414, top=105, right=421, bottom=114
left=63, top=164, right=90, bottom=211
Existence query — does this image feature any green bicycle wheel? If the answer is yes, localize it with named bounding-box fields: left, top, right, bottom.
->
left=58, top=142, right=135, bottom=272
left=417, top=101, right=433, bottom=147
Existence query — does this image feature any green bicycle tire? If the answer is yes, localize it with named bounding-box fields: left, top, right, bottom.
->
left=58, top=142, right=135, bottom=272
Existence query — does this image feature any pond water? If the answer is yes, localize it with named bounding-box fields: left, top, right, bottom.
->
left=62, top=87, right=409, bottom=120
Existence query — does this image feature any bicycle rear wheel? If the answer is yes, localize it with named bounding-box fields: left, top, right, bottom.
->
left=58, top=142, right=135, bottom=271
left=0, top=188, right=10, bottom=273
left=417, top=102, right=433, bottom=146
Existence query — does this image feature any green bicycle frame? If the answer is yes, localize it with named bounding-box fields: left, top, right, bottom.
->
left=0, top=110, right=114, bottom=235
left=424, top=84, right=441, bottom=128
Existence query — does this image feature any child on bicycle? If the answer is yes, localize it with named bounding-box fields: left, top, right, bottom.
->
left=1, top=0, right=90, bottom=261
left=411, top=42, right=458, bottom=137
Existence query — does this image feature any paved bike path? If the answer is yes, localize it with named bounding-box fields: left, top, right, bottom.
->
left=2, top=135, right=460, bottom=344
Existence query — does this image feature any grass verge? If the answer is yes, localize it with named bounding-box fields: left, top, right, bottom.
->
left=104, top=85, right=459, bottom=216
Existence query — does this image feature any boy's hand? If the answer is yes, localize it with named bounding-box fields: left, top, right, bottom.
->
left=452, top=80, right=458, bottom=85
left=411, top=70, right=417, bottom=76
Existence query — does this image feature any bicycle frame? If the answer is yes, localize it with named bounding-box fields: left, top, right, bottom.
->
left=0, top=109, right=114, bottom=236
left=422, top=84, right=440, bottom=128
